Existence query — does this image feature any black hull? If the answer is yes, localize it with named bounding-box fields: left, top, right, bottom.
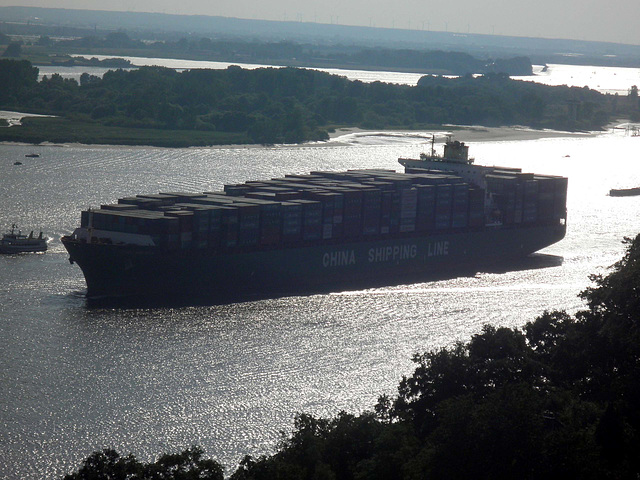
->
left=63, top=223, right=566, bottom=303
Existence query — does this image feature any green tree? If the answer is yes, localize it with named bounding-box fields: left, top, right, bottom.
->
left=63, top=447, right=223, bottom=480
left=2, top=41, right=22, bottom=57
left=0, top=59, right=38, bottom=103
left=62, top=449, right=141, bottom=480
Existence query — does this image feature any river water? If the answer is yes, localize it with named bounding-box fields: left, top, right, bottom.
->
left=3, top=61, right=640, bottom=479
left=38, top=54, right=640, bottom=95
left=3, top=128, right=640, bottom=479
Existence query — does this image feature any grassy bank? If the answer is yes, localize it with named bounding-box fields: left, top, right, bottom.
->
left=0, top=116, right=250, bottom=147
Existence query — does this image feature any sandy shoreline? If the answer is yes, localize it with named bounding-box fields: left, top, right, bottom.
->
left=326, top=125, right=595, bottom=145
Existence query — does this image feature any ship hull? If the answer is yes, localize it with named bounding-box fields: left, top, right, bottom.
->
left=0, top=243, right=47, bottom=254
left=0, top=239, right=47, bottom=254
left=62, top=223, right=565, bottom=302
left=609, top=187, right=640, bottom=197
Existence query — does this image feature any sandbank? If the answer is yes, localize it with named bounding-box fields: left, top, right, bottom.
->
left=327, top=125, right=595, bottom=145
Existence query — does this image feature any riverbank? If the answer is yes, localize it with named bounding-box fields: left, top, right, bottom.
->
left=1, top=110, right=600, bottom=149
left=326, top=125, right=595, bottom=146
left=0, top=115, right=249, bottom=148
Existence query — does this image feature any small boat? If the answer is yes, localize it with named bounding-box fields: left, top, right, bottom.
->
left=24, top=153, right=40, bottom=158
left=0, top=224, right=48, bottom=254
left=609, top=187, right=640, bottom=197
left=14, top=161, right=22, bottom=165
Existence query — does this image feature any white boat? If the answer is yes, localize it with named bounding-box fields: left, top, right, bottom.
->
left=0, top=224, right=48, bottom=254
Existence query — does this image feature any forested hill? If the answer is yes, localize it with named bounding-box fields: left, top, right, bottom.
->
left=36, top=32, right=534, bottom=76
left=0, top=59, right=635, bottom=147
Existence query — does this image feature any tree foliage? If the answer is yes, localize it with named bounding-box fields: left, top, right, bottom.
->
left=2, top=41, right=22, bottom=58
left=0, top=59, right=615, bottom=146
left=0, top=58, right=38, bottom=103
left=63, top=446, right=223, bottom=480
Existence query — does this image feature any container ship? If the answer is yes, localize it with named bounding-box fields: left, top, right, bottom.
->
left=62, top=140, right=567, bottom=301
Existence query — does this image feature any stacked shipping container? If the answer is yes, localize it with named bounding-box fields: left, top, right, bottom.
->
left=79, top=167, right=567, bottom=251
left=485, top=173, right=567, bottom=226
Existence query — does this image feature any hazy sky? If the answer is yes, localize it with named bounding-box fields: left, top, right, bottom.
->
left=3, top=0, right=640, bottom=45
